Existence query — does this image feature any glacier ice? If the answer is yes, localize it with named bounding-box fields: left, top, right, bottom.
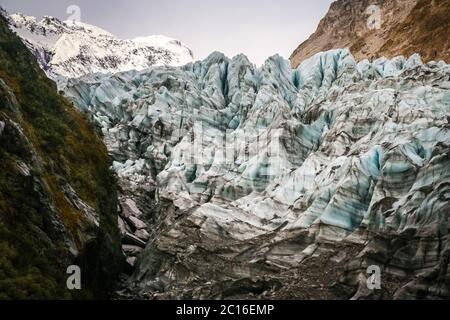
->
left=62, top=48, right=450, bottom=299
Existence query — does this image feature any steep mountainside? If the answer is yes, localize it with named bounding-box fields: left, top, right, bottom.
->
left=4, top=11, right=194, bottom=78
left=63, top=49, right=450, bottom=299
left=0, top=14, right=123, bottom=299
left=290, top=0, right=450, bottom=68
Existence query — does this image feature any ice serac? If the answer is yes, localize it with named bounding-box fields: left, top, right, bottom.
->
left=62, top=48, right=450, bottom=299
left=5, top=12, right=194, bottom=78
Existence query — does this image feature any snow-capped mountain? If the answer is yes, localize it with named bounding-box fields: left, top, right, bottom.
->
left=6, top=12, right=194, bottom=78
left=62, top=50, right=450, bottom=299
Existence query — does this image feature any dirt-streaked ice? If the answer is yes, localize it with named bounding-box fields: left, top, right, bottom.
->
left=63, top=49, right=450, bottom=299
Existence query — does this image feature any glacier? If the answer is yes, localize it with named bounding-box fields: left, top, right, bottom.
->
left=61, top=48, right=450, bottom=299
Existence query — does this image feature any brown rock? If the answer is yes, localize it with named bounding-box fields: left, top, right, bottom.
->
left=290, top=0, right=450, bottom=68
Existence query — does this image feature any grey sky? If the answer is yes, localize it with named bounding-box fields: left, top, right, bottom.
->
left=0, top=0, right=334, bottom=65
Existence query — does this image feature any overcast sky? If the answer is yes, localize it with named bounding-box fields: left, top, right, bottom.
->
left=0, top=0, right=334, bottom=65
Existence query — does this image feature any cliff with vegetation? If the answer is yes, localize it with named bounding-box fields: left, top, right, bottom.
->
left=0, top=14, right=123, bottom=299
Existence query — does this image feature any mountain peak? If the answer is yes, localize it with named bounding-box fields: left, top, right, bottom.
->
left=5, top=11, right=194, bottom=78
left=63, top=19, right=113, bottom=37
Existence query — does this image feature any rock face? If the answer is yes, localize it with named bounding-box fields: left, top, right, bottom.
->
left=0, top=15, right=123, bottom=299
left=4, top=11, right=194, bottom=78
left=290, top=0, right=450, bottom=68
left=62, top=47, right=450, bottom=299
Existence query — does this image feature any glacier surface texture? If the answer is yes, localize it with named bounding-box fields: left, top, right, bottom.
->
left=63, top=49, right=450, bottom=299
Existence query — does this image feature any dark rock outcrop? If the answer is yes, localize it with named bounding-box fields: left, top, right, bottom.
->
left=0, top=14, right=123, bottom=299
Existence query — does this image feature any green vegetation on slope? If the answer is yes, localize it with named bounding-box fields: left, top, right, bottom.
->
left=0, top=14, right=123, bottom=299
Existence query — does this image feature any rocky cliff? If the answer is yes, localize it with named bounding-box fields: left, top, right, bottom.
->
left=290, top=0, right=450, bottom=68
left=0, top=14, right=123, bottom=299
